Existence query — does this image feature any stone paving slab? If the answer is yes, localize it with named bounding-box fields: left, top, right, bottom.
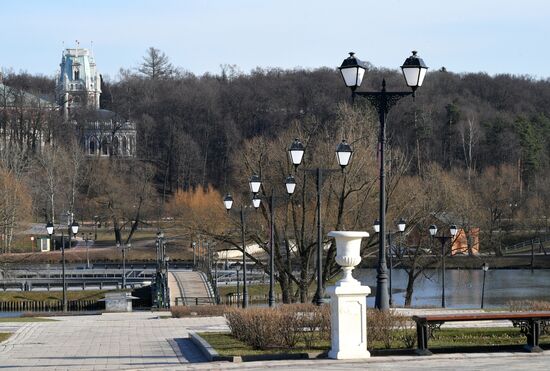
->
left=0, top=312, right=227, bottom=370
left=1, top=312, right=550, bottom=370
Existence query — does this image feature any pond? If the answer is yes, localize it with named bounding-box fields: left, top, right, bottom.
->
left=356, top=268, right=550, bottom=308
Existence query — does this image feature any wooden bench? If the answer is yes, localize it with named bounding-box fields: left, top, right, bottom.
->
left=412, top=312, right=550, bottom=355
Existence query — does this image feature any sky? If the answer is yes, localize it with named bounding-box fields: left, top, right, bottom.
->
left=1, top=0, right=549, bottom=80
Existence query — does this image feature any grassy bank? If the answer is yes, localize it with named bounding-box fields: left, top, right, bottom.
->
left=0, top=243, right=192, bottom=264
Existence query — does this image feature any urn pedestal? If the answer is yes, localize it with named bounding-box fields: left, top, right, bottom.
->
left=327, top=231, right=371, bottom=360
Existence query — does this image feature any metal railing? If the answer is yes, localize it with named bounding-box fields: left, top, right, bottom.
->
left=503, top=235, right=550, bottom=255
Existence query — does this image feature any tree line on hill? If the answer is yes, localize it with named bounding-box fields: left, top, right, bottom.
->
left=1, top=47, right=550, bottom=304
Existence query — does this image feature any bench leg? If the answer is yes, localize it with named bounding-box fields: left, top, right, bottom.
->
left=415, top=323, right=432, bottom=356
left=525, top=319, right=543, bottom=353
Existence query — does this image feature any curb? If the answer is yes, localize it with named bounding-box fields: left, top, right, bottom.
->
left=189, top=331, right=232, bottom=362
left=188, top=331, right=328, bottom=363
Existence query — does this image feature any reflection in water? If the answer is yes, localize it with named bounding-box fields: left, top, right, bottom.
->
left=355, top=268, right=550, bottom=308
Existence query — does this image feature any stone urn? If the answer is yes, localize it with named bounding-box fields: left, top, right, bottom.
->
left=328, top=231, right=369, bottom=286
left=327, top=230, right=371, bottom=360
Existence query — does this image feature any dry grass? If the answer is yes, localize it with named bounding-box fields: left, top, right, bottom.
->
left=0, top=242, right=193, bottom=264
left=508, top=300, right=550, bottom=311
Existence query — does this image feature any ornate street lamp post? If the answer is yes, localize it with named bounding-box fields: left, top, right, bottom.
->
left=250, top=174, right=298, bottom=307
left=429, top=224, right=458, bottom=308
left=289, top=138, right=353, bottom=305
left=339, top=51, right=428, bottom=310
left=373, top=218, right=406, bottom=307
left=481, top=262, right=489, bottom=309
left=46, top=216, right=79, bottom=312
left=223, top=193, right=249, bottom=308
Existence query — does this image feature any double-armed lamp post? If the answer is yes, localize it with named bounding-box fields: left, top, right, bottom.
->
left=373, top=218, right=406, bottom=307
left=287, top=138, right=353, bottom=305
left=338, top=51, right=428, bottom=310
left=250, top=174, right=297, bottom=307
left=429, top=224, right=458, bottom=308
left=223, top=193, right=251, bottom=308
left=46, top=216, right=79, bottom=312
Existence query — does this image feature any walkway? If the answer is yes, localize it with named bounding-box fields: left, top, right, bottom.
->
left=169, top=270, right=214, bottom=306
left=1, top=313, right=550, bottom=370
left=0, top=312, right=227, bottom=370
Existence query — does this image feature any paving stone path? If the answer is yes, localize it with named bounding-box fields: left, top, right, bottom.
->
left=0, top=312, right=226, bottom=370
left=1, top=311, right=550, bottom=370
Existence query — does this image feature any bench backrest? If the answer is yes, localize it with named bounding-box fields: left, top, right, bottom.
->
left=412, top=311, right=550, bottom=322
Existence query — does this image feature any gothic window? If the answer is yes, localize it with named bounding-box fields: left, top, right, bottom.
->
left=89, top=138, right=96, bottom=155
left=122, top=136, right=128, bottom=155
left=101, top=137, right=108, bottom=155
left=112, top=136, right=119, bottom=156
left=74, top=70, right=80, bottom=80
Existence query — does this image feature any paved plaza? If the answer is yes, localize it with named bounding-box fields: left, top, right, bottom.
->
left=1, top=312, right=550, bottom=370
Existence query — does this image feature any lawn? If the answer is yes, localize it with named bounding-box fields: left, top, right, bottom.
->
left=200, top=327, right=550, bottom=357
left=199, top=332, right=329, bottom=357
left=0, top=333, right=10, bottom=342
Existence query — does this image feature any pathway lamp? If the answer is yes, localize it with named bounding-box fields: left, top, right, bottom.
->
left=234, top=261, right=242, bottom=306
left=291, top=137, right=353, bottom=305
left=481, top=262, right=489, bottom=309
left=335, top=139, right=353, bottom=170
left=249, top=175, right=262, bottom=195
left=248, top=174, right=292, bottom=308
left=223, top=194, right=249, bottom=308
left=288, top=138, right=305, bottom=170
left=285, top=175, right=296, bottom=195
left=429, top=224, right=457, bottom=308
left=252, top=195, right=262, bottom=209
left=340, top=50, right=428, bottom=310
left=373, top=218, right=406, bottom=307
left=45, top=221, right=67, bottom=312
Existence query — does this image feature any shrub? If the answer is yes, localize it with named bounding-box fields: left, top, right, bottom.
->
left=224, top=304, right=330, bottom=350
left=367, top=309, right=415, bottom=349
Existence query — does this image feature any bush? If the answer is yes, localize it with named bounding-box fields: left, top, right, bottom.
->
left=367, top=309, right=415, bottom=349
left=224, top=304, right=331, bottom=350
left=171, top=305, right=229, bottom=318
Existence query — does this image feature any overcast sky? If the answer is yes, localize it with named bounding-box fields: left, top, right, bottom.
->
left=1, top=0, right=549, bottom=80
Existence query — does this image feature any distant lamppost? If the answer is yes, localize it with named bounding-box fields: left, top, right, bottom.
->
left=373, top=218, right=406, bottom=307
left=155, top=230, right=168, bottom=308
left=213, top=252, right=219, bottom=304
left=84, top=232, right=92, bottom=269
left=429, top=224, right=458, bottom=308
left=223, top=193, right=249, bottom=308
left=289, top=138, right=353, bottom=305
left=119, top=242, right=131, bottom=289
left=481, top=262, right=489, bottom=309
left=250, top=174, right=297, bottom=307
left=46, top=216, right=79, bottom=312
left=234, top=261, right=242, bottom=306
left=340, top=51, right=428, bottom=310
left=192, top=241, right=197, bottom=269
left=93, top=215, right=99, bottom=240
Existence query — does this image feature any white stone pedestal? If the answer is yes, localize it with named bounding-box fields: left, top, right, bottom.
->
left=327, top=284, right=371, bottom=359
left=326, top=230, right=371, bottom=360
